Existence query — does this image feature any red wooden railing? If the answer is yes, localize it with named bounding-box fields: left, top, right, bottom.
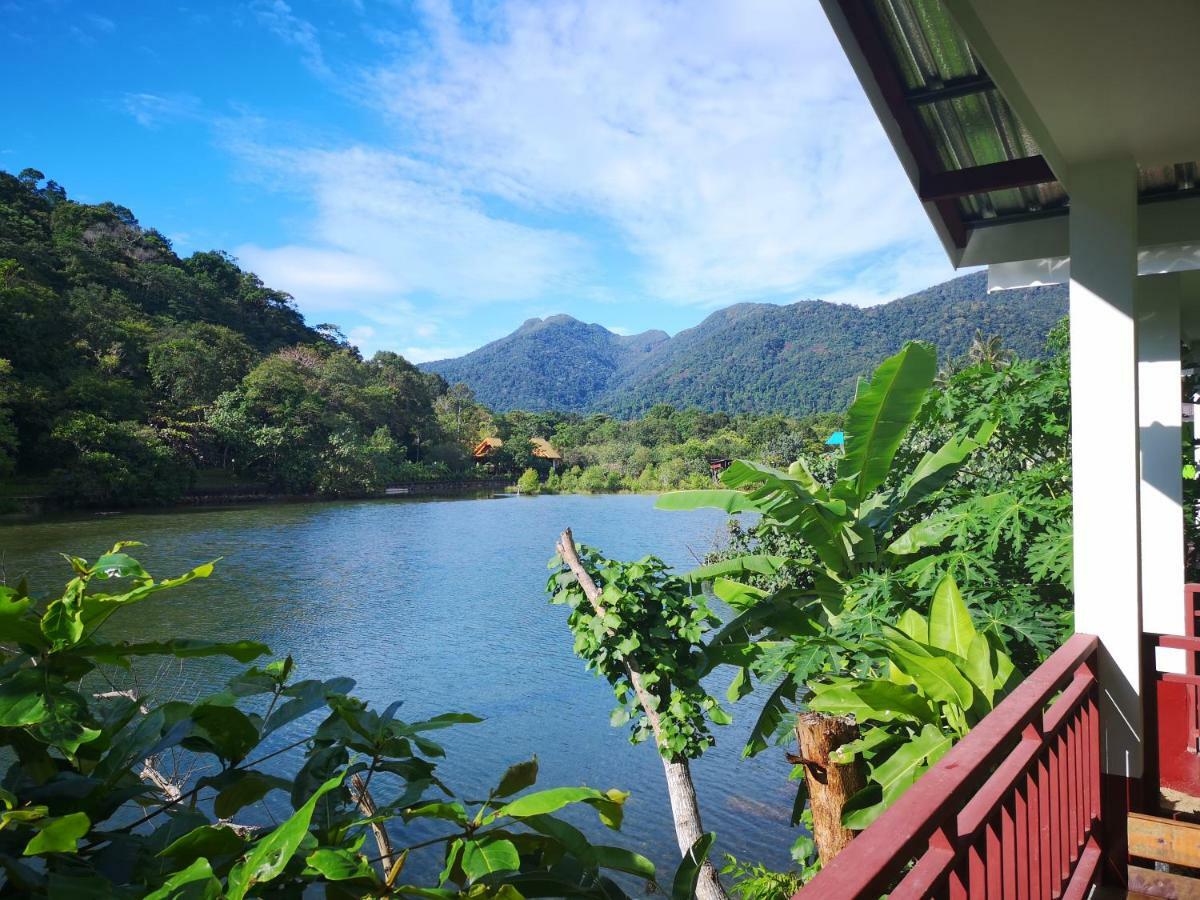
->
left=1185, top=583, right=1200, bottom=753
left=794, top=633, right=1101, bottom=899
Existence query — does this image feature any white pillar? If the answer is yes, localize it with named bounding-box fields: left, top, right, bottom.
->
left=1138, top=274, right=1186, bottom=674
left=1069, top=159, right=1142, bottom=778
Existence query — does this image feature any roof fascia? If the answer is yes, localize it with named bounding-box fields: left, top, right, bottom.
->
left=818, top=0, right=964, bottom=266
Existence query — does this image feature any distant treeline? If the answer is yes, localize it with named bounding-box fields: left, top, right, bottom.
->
left=0, top=168, right=1050, bottom=509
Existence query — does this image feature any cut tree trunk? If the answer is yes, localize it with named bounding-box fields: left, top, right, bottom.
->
left=795, top=712, right=866, bottom=864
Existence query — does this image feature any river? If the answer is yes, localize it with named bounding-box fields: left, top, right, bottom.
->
left=0, top=493, right=799, bottom=888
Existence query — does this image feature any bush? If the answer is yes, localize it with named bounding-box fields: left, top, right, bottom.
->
left=50, top=413, right=191, bottom=506
left=516, top=467, right=540, bottom=494
left=0, top=543, right=662, bottom=897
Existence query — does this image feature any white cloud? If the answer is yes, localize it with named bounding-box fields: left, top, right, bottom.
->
left=231, top=0, right=962, bottom=361
left=252, top=0, right=329, bottom=77
left=121, top=92, right=202, bottom=129
left=401, top=345, right=477, bottom=364
left=231, top=143, right=588, bottom=306
left=362, top=0, right=955, bottom=307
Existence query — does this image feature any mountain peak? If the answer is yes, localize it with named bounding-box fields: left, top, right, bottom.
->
left=420, top=273, right=1066, bottom=414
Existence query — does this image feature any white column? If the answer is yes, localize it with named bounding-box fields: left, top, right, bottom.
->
left=1138, top=274, right=1186, bottom=674
left=1069, top=159, right=1142, bottom=778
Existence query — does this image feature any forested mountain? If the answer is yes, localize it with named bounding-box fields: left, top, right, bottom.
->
left=422, top=273, right=1067, bottom=415
left=0, top=168, right=447, bottom=504
left=425, top=315, right=669, bottom=411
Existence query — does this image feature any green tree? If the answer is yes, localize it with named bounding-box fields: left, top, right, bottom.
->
left=516, top=467, right=540, bottom=494
left=0, top=543, right=669, bottom=897
left=148, top=322, right=258, bottom=409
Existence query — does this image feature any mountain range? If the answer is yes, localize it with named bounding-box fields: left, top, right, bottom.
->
left=421, top=272, right=1067, bottom=415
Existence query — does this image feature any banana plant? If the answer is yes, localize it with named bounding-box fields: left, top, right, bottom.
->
left=656, top=342, right=997, bottom=754
left=807, top=574, right=1015, bottom=828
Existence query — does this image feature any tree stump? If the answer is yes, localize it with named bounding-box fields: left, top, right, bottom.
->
left=795, top=712, right=866, bottom=864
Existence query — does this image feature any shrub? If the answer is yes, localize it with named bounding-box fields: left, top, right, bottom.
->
left=0, top=543, right=664, bottom=897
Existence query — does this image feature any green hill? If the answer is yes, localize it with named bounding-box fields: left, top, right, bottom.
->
left=424, top=315, right=669, bottom=412
left=0, top=168, right=442, bottom=504
left=422, top=273, right=1067, bottom=415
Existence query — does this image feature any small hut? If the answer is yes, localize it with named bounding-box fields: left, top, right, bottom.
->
left=472, top=436, right=561, bottom=473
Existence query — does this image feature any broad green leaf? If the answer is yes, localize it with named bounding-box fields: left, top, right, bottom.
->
left=404, top=802, right=468, bottom=826
left=305, top=847, right=378, bottom=882
left=895, top=609, right=928, bottom=643
left=494, top=787, right=605, bottom=819
left=928, top=574, right=976, bottom=656
left=40, top=581, right=86, bottom=649
left=144, top=858, right=222, bottom=900
left=671, top=832, right=715, bottom=900
left=680, top=555, right=787, bottom=583
left=893, top=420, right=997, bottom=514
left=887, top=514, right=959, bottom=556
left=808, top=681, right=936, bottom=725
left=841, top=783, right=885, bottom=830
left=185, top=704, right=259, bottom=764
left=876, top=726, right=952, bottom=800
left=709, top=577, right=768, bottom=612
left=830, top=727, right=899, bottom=764
left=591, top=845, right=655, bottom=879
left=158, top=825, right=247, bottom=865
left=885, top=642, right=975, bottom=709
left=92, top=552, right=149, bottom=580
left=495, top=757, right=538, bottom=798
left=225, top=771, right=344, bottom=900
left=0, top=669, right=48, bottom=727
left=461, top=836, right=520, bottom=880
left=655, top=489, right=760, bottom=514
left=963, top=633, right=995, bottom=703
left=522, top=814, right=591, bottom=859
left=838, top=342, right=937, bottom=500
left=212, top=771, right=290, bottom=819
left=0, top=591, right=45, bottom=648
left=80, top=639, right=270, bottom=665
left=23, top=811, right=89, bottom=855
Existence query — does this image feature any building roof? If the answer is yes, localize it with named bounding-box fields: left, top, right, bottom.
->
left=820, top=0, right=1200, bottom=269
left=530, top=437, right=562, bottom=461
left=472, top=436, right=562, bottom=461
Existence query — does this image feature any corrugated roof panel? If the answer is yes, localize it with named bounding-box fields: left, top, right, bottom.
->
left=860, top=0, right=1200, bottom=236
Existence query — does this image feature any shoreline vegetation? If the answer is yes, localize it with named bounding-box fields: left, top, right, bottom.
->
left=1, top=168, right=1065, bottom=518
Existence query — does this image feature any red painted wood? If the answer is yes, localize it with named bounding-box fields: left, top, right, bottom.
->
left=793, top=634, right=1101, bottom=899
left=1014, top=786, right=1029, bottom=900
left=1001, top=799, right=1017, bottom=900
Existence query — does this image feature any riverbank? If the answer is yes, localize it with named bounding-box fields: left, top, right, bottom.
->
left=0, top=477, right=516, bottom=520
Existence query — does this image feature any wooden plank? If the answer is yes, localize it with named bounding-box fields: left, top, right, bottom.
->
left=1128, top=813, right=1200, bottom=867
left=1128, top=864, right=1200, bottom=899
left=918, top=155, right=1056, bottom=201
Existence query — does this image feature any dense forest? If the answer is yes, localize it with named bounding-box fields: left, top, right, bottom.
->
left=422, top=272, right=1068, bottom=415
left=0, top=168, right=455, bottom=505
left=0, top=168, right=1064, bottom=511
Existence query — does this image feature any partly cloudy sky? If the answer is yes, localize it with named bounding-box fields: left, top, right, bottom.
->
left=2, top=0, right=963, bottom=361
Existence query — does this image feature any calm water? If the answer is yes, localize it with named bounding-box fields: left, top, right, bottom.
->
left=0, top=494, right=798, bottom=885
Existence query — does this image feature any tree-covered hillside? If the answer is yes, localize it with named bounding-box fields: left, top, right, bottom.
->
left=423, top=315, right=669, bottom=411
left=423, top=273, right=1067, bottom=415
left=0, top=168, right=448, bottom=504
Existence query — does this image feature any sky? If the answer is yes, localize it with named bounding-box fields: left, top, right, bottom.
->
left=1, top=0, right=966, bottom=362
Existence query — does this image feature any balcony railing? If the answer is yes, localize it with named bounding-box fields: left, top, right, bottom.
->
left=794, top=632, right=1101, bottom=899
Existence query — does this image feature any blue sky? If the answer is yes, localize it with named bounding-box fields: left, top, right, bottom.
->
left=2, top=0, right=962, bottom=361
